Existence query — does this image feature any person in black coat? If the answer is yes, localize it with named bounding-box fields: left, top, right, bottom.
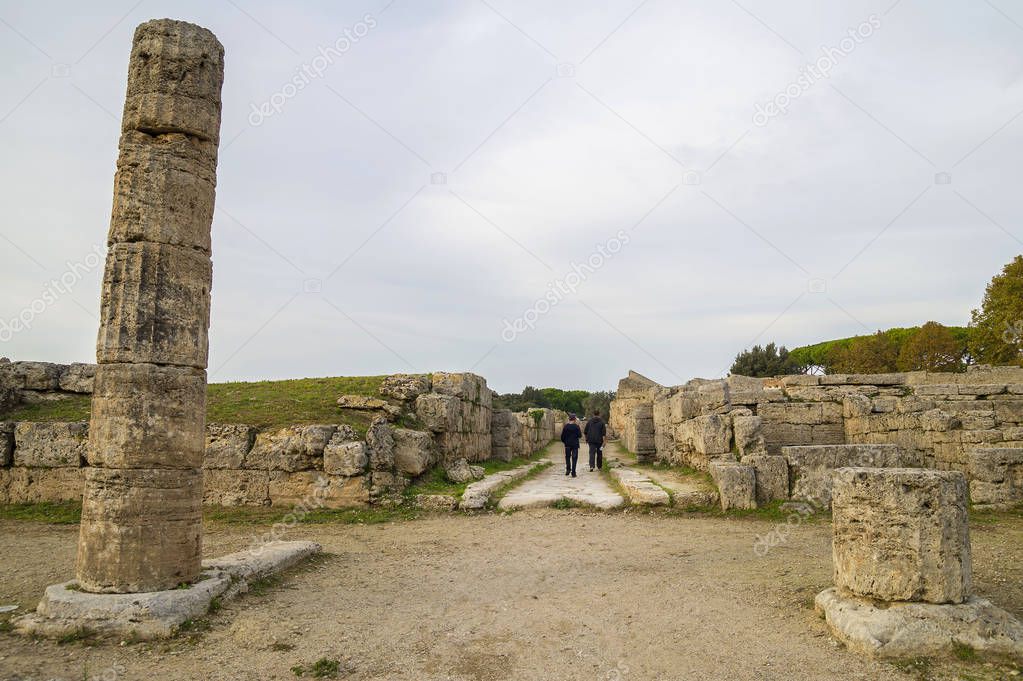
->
left=560, top=414, right=582, bottom=477
left=583, top=412, right=607, bottom=471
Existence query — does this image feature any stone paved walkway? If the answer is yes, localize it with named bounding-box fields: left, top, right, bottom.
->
left=498, top=439, right=625, bottom=510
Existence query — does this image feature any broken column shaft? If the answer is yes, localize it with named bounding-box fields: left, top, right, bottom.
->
left=75, top=19, right=224, bottom=593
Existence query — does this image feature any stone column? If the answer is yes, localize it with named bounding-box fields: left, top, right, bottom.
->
left=75, top=19, right=223, bottom=593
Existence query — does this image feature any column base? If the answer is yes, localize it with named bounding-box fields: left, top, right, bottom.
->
left=815, top=587, right=1023, bottom=659
left=14, top=541, right=320, bottom=640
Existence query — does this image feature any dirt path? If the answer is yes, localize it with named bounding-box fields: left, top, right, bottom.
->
left=4, top=507, right=1021, bottom=680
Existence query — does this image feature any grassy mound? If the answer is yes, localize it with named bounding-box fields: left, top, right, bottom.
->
left=1, top=375, right=390, bottom=434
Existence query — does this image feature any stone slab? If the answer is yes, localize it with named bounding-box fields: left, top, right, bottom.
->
left=815, top=587, right=1023, bottom=659
left=609, top=467, right=670, bottom=506
left=15, top=541, right=320, bottom=640
left=460, top=459, right=550, bottom=510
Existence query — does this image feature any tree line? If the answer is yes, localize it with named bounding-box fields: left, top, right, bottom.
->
left=730, top=255, right=1023, bottom=377
left=494, top=387, right=616, bottom=420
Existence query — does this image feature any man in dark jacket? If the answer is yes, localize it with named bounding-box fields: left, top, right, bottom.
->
left=584, top=412, right=607, bottom=471
left=560, top=414, right=582, bottom=477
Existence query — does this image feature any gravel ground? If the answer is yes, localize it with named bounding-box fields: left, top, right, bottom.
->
left=1, top=506, right=1021, bottom=681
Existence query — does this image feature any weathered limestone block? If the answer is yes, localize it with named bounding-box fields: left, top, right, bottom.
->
left=968, top=447, right=1023, bottom=507
left=896, top=397, right=936, bottom=414
left=0, top=421, right=14, bottom=466
left=96, top=242, right=212, bottom=368
left=366, top=418, right=394, bottom=471
left=959, top=384, right=1007, bottom=396
left=122, top=20, right=225, bottom=144
left=58, top=363, right=96, bottom=393
left=379, top=373, right=430, bottom=401
left=727, top=375, right=764, bottom=405
left=336, top=394, right=400, bottom=417
left=915, top=384, right=960, bottom=397
left=245, top=425, right=336, bottom=471
left=832, top=467, right=971, bottom=604
left=11, top=361, right=63, bottom=391
left=783, top=444, right=917, bottom=506
left=14, top=422, right=88, bottom=467
left=322, top=427, right=367, bottom=477
left=88, top=363, right=206, bottom=469
left=446, top=458, right=483, bottom=484
left=691, top=379, right=729, bottom=413
left=759, top=402, right=833, bottom=426
left=431, top=372, right=490, bottom=406
left=709, top=461, right=756, bottom=510
left=677, top=414, right=732, bottom=455
left=76, top=467, right=202, bottom=593
left=811, top=423, right=846, bottom=445
left=203, top=424, right=256, bottom=469
left=109, top=130, right=217, bottom=252
left=268, top=471, right=369, bottom=508
left=0, top=467, right=84, bottom=503
left=415, top=393, right=461, bottom=432
left=741, top=454, right=789, bottom=505
left=780, top=375, right=820, bottom=387
left=762, top=422, right=812, bottom=453
left=920, top=409, right=958, bottom=432
left=0, top=387, right=17, bottom=413
left=202, top=469, right=269, bottom=506
left=368, top=471, right=409, bottom=503
left=994, top=400, right=1023, bottom=425
left=960, top=410, right=997, bottom=431
left=392, top=428, right=433, bottom=476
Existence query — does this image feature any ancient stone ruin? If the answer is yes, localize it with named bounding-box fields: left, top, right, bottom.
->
left=0, top=366, right=561, bottom=509
left=816, top=467, right=1023, bottom=658
left=75, top=18, right=225, bottom=594
left=609, top=367, right=1023, bottom=511
left=14, top=19, right=320, bottom=640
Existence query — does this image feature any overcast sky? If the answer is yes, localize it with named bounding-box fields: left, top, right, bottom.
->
left=1, top=0, right=1021, bottom=393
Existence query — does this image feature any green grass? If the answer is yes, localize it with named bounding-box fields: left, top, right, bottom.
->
left=952, top=642, right=978, bottom=662
left=1, top=375, right=394, bottom=435
left=404, top=450, right=552, bottom=499
left=0, top=501, right=419, bottom=527
left=0, top=501, right=82, bottom=524
left=2, top=395, right=92, bottom=422
left=292, top=658, right=342, bottom=678
left=404, top=467, right=468, bottom=498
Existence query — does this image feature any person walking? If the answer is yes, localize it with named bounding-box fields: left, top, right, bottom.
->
left=584, top=411, right=607, bottom=471
left=560, top=414, right=582, bottom=477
